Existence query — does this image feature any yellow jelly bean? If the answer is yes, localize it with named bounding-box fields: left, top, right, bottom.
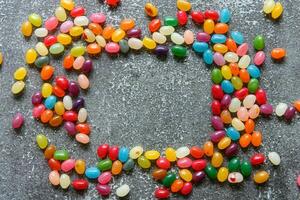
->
left=177, top=0, right=191, bottom=12
left=70, top=46, right=85, bottom=57
left=217, top=167, right=229, bottom=182
left=57, top=33, right=72, bottom=45
left=96, top=35, right=107, bottom=48
left=253, top=170, right=269, bottom=184
left=54, top=101, right=65, bottom=115
left=14, top=67, right=27, bottom=81
left=83, top=29, right=96, bottom=43
left=231, top=76, right=243, bottom=90
left=60, top=0, right=75, bottom=11
left=41, top=83, right=53, bottom=98
left=221, top=65, right=232, bottom=80
left=0, top=52, right=3, bottom=65
left=203, top=19, right=215, bottom=34
left=75, top=159, right=86, bottom=175
left=25, top=48, right=38, bottom=64
left=111, top=29, right=126, bottom=43
left=69, top=26, right=84, bottom=37
left=36, top=134, right=48, bottom=149
left=28, top=13, right=42, bottom=27
left=55, top=6, right=67, bottom=22
left=35, top=42, right=49, bottom=56
left=142, top=37, right=156, bottom=50
left=263, top=0, right=275, bottom=14
left=218, top=137, right=231, bottom=150
left=271, top=2, right=283, bottom=19
left=11, top=81, right=25, bottom=95
left=211, top=152, right=223, bottom=168
left=213, top=44, right=228, bottom=54
left=144, top=150, right=160, bottom=160
left=21, top=21, right=33, bottom=37
left=165, top=147, right=177, bottom=162
left=179, top=169, right=192, bottom=182
left=137, top=156, right=151, bottom=169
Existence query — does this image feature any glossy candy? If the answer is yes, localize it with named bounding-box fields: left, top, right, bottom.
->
left=60, top=174, right=71, bottom=189
left=263, top=0, right=275, bottom=14
left=116, top=184, right=130, bottom=197
left=98, top=172, right=112, bottom=184
left=250, top=153, right=265, bottom=165
left=144, top=3, right=158, bottom=17
left=268, top=152, right=281, bottom=165
left=155, top=187, right=170, bottom=199
left=75, top=159, right=86, bottom=175
left=181, top=182, right=193, bottom=195
left=28, top=13, right=42, bottom=27
left=191, top=11, right=204, bottom=24
left=36, top=134, right=48, bottom=149
left=220, top=8, right=231, bottom=23
left=177, top=11, right=188, bottom=26
left=72, top=179, right=88, bottom=190
left=85, top=167, right=100, bottom=179
left=34, top=28, right=48, bottom=38
left=21, top=21, right=33, bottom=37
left=231, top=31, right=244, bottom=45
left=97, top=159, right=113, bottom=171
left=12, top=113, right=24, bottom=129
left=217, top=167, right=229, bottom=182
left=156, top=157, right=171, bottom=169
left=162, top=172, right=176, bottom=187
left=171, top=45, right=187, bottom=58
left=228, top=172, right=243, bottom=183
left=96, top=184, right=111, bottom=196
left=111, top=160, right=122, bottom=175
left=54, top=150, right=69, bottom=161
left=271, top=2, right=283, bottom=19
left=253, top=171, right=269, bottom=184
left=205, top=164, right=217, bottom=180
left=49, top=170, right=60, bottom=186
left=253, top=35, right=265, bottom=50
left=240, top=160, right=252, bottom=177
left=137, top=156, right=151, bottom=169
left=271, top=48, right=286, bottom=59
left=152, top=169, right=167, bottom=180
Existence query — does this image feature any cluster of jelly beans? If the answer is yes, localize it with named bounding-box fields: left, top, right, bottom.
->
left=263, top=0, right=284, bottom=19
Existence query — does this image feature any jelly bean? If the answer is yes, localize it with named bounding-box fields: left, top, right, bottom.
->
left=111, top=160, right=122, bottom=175
left=152, top=169, right=167, bottom=180
left=44, top=35, right=57, bottom=47
left=231, top=76, right=243, bottom=90
left=60, top=21, right=74, bottom=33
left=247, top=65, right=260, bottom=79
left=249, top=104, right=260, bottom=119
left=205, top=164, right=217, bottom=180
left=211, top=116, right=224, bottom=130
left=275, top=103, right=288, bottom=117
left=271, top=2, right=283, bottom=19
left=72, top=179, right=88, bottom=191
left=156, top=157, right=171, bottom=169
left=203, top=141, right=214, bottom=157
left=149, top=19, right=161, bottom=33
left=238, top=55, right=251, bottom=68
left=231, top=118, right=245, bottom=131
left=25, top=48, right=37, bottom=64
left=228, top=157, right=240, bottom=172
left=35, top=42, right=49, bottom=56
left=75, top=133, right=90, bottom=144
left=175, top=146, right=190, bottom=159
left=88, top=23, right=102, bottom=35
left=253, top=35, right=265, bottom=51
left=87, top=43, right=101, bottom=55
left=76, top=123, right=91, bottom=134
left=96, top=184, right=111, bottom=196
left=89, top=13, right=106, bottom=24
left=98, top=171, right=112, bottom=185
left=250, top=153, right=265, bottom=165
left=210, top=130, right=226, bottom=143
left=204, top=10, right=219, bottom=21
left=177, top=11, right=188, bottom=26
left=75, top=159, right=86, bottom=175
left=120, top=19, right=135, bottom=31
left=32, top=104, right=45, bottom=118
left=220, top=110, right=232, bottom=124
left=253, top=171, right=269, bottom=184
left=217, top=167, right=229, bottom=182
left=55, top=6, right=67, bottom=22
left=144, top=3, right=158, bottom=17
left=159, top=26, right=175, bottom=36
left=254, top=51, right=266, bottom=66
left=211, top=152, right=223, bottom=168
left=119, top=40, right=130, bottom=54
left=171, top=32, right=184, bottom=45
left=118, top=147, right=129, bottom=163
left=284, top=106, right=296, bottom=120
left=164, top=147, right=176, bottom=162
left=129, top=146, right=143, bottom=159
left=142, top=37, right=156, bottom=50
left=49, top=115, right=63, bottom=127
left=74, top=16, right=89, bottom=27
left=183, top=30, right=194, bottom=45
left=191, top=11, right=204, bottom=24
left=164, top=16, right=178, bottom=27
left=211, top=68, right=222, bottom=84
left=171, top=179, right=184, bottom=192
left=229, top=97, right=241, bottom=112
left=224, top=143, right=238, bottom=157
left=97, top=144, right=109, bottom=159
left=61, top=159, right=75, bottom=172
left=48, top=158, right=61, bottom=171
left=263, top=0, right=275, bottom=14
left=260, top=103, right=273, bottom=116
left=35, top=56, right=50, bottom=68
left=60, top=174, right=71, bottom=189
left=213, top=44, right=228, bottom=54
left=152, top=32, right=167, bottom=44
left=54, top=150, right=69, bottom=161
left=211, top=84, right=224, bottom=100
left=78, top=74, right=89, bottom=90
left=49, top=170, right=60, bottom=186
left=196, top=32, right=210, bottom=42
left=34, top=28, right=48, bottom=38
left=203, top=19, right=215, bottom=34
left=211, top=34, right=227, bottom=44
left=44, top=144, right=56, bottom=159
left=214, top=23, right=229, bottom=34
left=162, top=172, right=176, bottom=187
left=179, top=169, right=192, bottom=182
left=237, top=107, right=249, bottom=121
left=21, top=21, right=32, bottom=37
left=211, top=100, right=221, bottom=115
left=192, top=42, right=208, bottom=53
left=239, top=133, right=251, bottom=148
left=40, top=110, right=53, bottom=123
left=248, top=79, right=259, bottom=93
left=231, top=31, right=244, bottom=45
left=106, top=0, right=119, bottom=7
left=111, top=29, right=125, bottom=43
left=177, top=0, right=191, bottom=11
left=181, top=182, right=193, bottom=195
left=44, top=95, right=57, bottom=109
left=245, top=119, right=255, bottom=134
left=138, top=155, right=151, bottom=169
left=190, top=146, right=204, bottom=159
left=12, top=112, right=24, bottom=129
left=105, top=42, right=120, bottom=54
left=116, top=184, right=130, bottom=197
left=97, top=159, right=113, bottom=171
left=77, top=108, right=87, bottom=123
left=220, top=8, right=231, bottom=23
left=271, top=48, right=286, bottom=59
left=294, top=100, right=300, bottom=112
left=85, top=167, right=100, bottom=179
left=226, top=127, right=240, bottom=141
left=155, top=187, right=170, bottom=199
left=144, top=150, right=160, bottom=160
left=70, top=26, right=84, bottom=37
left=63, top=111, right=78, bottom=122
left=192, top=159, right=206, bottom=171
left=177, top=157, right=192, bottom=168
left=28, top=13, right=42, bottom=27
left=60, top=0, right=74, bottom=10
left=203, top=49, right=214, bottom=64
left=226, top=38, right=237, bottom=52
left=128, top=38, right=143, bottom=50
left=45, top=16, right=58, bottom=31
left=127, top=28, right=142, bottom=38
left=14, top=67, right=27, bottom=81
left=228, top=172, right=243, bottom=183
left=221, top=80, right=234, bottom=94
left=236, top=43, right=248, bottom=56
left=171, top=45, right=187, bottom=58
left=255, top=89, right=267, bottom=105
left=268, top=152, right=281, bottom=165
left=240, top=160, right=252, bottom=177
left=36, top=134, right=48, bottom=149
left=68, top=81, right=80, bottom=97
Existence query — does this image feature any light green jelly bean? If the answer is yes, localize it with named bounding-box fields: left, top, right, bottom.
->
left=36, top=134, right=48, bottom=149
left=137, top=156, right=151, bottom=169
left=231, top=76, right=243, bottom=90
left=49, top=43, right=65, bottom=55
left=28, top=13, right=42, bottom=27
left=248, top=78, right=259, bottom=93
left=211, top=68, right=223, bottom=84
left=54, top=150, right=69, bottom=161
left=70, top=46, right=85, bottom=57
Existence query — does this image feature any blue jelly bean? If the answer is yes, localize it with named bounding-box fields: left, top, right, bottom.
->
left=226, top=127, right=240, bottom=141
left=247, top=65, right=261, bottom=79
left=44, top=95, right=57, bottom=109
left=203, top=49, right=214, bottom=64
left=230, top=31, right=244, bottom=45
left=220, top=8, right=231, bottom=23
left=118, top=147, right=129, bottom=163
left=211, top=34, right=227, bottom=44
left=192, top=42, right=209, bottom=53
left=221, top=80, right=234, bottom=94
left=85, top=167, right=100, bottom=179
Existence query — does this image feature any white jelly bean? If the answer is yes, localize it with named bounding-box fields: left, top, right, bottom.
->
left=34, top=28, right=48, bottom=38
left=224, top=52, right=239, bottom=63
left=268, top=152, right=281, bottom=165
left=128, top=38, right=143, bottom=50
left=238, top=55, right=251, bottom=68
left=229, top=98, right=241, bottom=113
left=116, top=184, right=130, bottom=197
left=243, top=95, right=256, bottom=109
left=35, top=42, right=49, bottom=56
left=231, top=118, right=245, bottom=131
left=176, top=146, right=190, bottom=158
left=96, top=35, right=107, bottom=48
left=228, top=172, right=243, bottom=183
left=74, top=16, right=89, bottom=26
left=63, top=95, right=73, bottom=110
left=129, top=146, right=144, bottom=159
left=78, top=108, right=88, bottom=122
left=159, top=26, right=175, bottom=36
left=152, top=32, right=167, bottom=44
left=275, top=103, right=288, bottom=117
left=171, top=32, right=184, bottom=45
left=59, top=174, right=70, bottom=189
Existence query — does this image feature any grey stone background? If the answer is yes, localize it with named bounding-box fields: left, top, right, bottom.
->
left=0, top=0, right=299, bottom=199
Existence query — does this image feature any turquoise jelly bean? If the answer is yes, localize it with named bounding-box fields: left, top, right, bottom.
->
left=85, top=167, right=100, bottom=179
left=192, top=42, right=208, bottom=53
left=123, top=159, right=135, bottom=171
left=247, top=65, right=261, bottom=79
left=220, top=8, right=231, bottom=23
left=211, top=34, right=227, bottom=43
left=203, top=49, right=214, bottom=64
left=221, top=80, right=234, bottom=94
left=118, top=147, right=129, bottom=163
left=226, top=127, right=240, bottom=141
left=231, top=31, right=244, bottom=45
left=44, top=95, right=57, bottom=109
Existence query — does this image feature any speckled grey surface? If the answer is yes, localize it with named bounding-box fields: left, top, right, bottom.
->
left=0, top=0, right=299, bottom=199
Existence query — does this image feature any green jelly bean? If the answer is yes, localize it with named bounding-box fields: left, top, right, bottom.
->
left=34, top=56, right=50, bottom=68
left=205, top=164, right=217, bottom=180
left=228, top=157, right=240, bottom=172
left=97, top=159, right=112, bottom=171
left=240, top=160, right=252, bottom=177
left=162, top=172, right=176, bottom=187
left=49, top=43, right=65, bottom=55
left=28, top=13, right=42, bottom=27
left=248, top=78, right=259, bottom=93
left=36, top=134, right=48, bottom=149
left=171, top=45, right=187, bottom=58
left=119, top=39, right=129, bottom=54
left=253, top=35, right=265, bottom=51
left=123, top=159, right=135, bottom=171
left=70, top=46, right=85, bottom=57
left=137, top=156, right=151, bottom=169
left=231, top=76, right=243, bottom=90
left=211, top=68, right=223, bottom=84
left=53, top=150, right=69, bottom=161
left=164, top=16, right=178, bottom=27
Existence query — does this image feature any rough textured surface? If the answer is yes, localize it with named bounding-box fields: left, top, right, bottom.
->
left=0, top=0, right=299, bottom=199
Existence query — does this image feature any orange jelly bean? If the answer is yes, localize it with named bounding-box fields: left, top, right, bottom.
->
left=41, top=110, right=53, bottom=123
left=88, top=23, right=102, bottom=35
left=251, top=131, right=262, bottom=147
left=171, top=179, right=184, bottom=193
left=214, top=23, right=229, bottom=34
left=63, top=55, right=74, bottom=70
left=76, top=123, right=91, bottom=134
left=111, top=160, right=122, bottom=175
left=226, top=38, right=237, bottom=52
left=120, top=19, right=135, bottom=31
left=102, top=25, right=115, bottom=40
left=49, top=115, right=63, bottom=127
left=271, top=48, right=286, bottom=59
left=44, top=144, right=56, bottom=159
left=52, top=85, right=65, bottom=97
left=239, top=133, right=252, bottom=148
left=229, top=63, right=240, bottom=76
left=293, top=100, right=300, bottom=112
left=40, top=65, right=55, bottom=81
left=245, top=119, right=255, bottom=134
left=239, top=69, right=250, bottom=83
left=220, top=110, right=232, bottom=124
left=149, top=19, right=161, bottom=33
left=87, top=43, right=101, bottom=54
left=203, top=141, right=214, bottom=157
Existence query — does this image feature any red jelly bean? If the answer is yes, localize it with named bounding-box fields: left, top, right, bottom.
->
left=156, top=157, right=171, bottom=169
left=32, top=104, right=45, bottom=118
left=181, top=182, right=193, bottom=195
left=55, top=76, right=69, bottom=90
left=204, top=10, right=219, bottom=21
left=190, top=146, right=204, bottom=159
left=52, top=85, right=65, bottom=98
left=191, top=11, right=205, bottom=24
left=48, top=158, right=61, bottom=171
left=255, top=89, right=267, bottom=105
left=97, top=144, right=109, bottom=159
left=72, top=179, right=89, bottom=190
left=211, top=100, right=221, bottom=115
left=211, top=84, right=224, bottom=100
left=106, top=0, right=119, bottom=7
left=250, top=153, right=265, bottom=166
left=108, top=146, right=119, bottom=161
left=70, top=6, right=86, bottom=18
left=234, top=87, right=249, bottom=100
left=149, top=19, right=161, bottom=33
left=63, top=111, right=78, bottom=122
left=177, top=157, right=192, bottom=168
left=177, top=11, right=188, bottom=26
left=154, top=187, right=170, bottom=199
left=44, top=35, right=57, bottom=47
left=76, top=123, right=91, bottom=134
left=191, top=159, right=207, bottom=171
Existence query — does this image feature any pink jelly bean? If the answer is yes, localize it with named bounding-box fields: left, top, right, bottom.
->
left=105, top=42, right=120, bottom=54
left=253, top=51, right=266, bottom=66
left=196, top=32, right=211, bottom=42
left=213, top=52, right=225, bottom=66
left=61, top=159, right=76, bottom=172
left=236, top=43, right=248, bottom=57
left=32, top=104, right=45, bottom=118
left=45, top=16, right=59, bottom=31
left=297, top=175, right=300, bottom=187
left=97, top=172, right=112, bottom=185
left=96, top=184, right=111, bottom=196
left=60, top=21, right=74, bottom=33
left=177, top=157, right=193, bottom=168
left=12, top=113, right=24, bottom=129
left=89, top=13, right=106, bottom=24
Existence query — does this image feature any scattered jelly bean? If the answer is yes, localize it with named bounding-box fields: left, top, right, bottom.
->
left=250, top=153, right=265, bottom=166
left=284, top=106, right=296, bottom=120
left=97, top=159, right=113, bottom=171
left=111, top=160, right=122, bottom=175
left=144, top=3, right=158, bottom=17
left=181, top=182, right=193, bottom=195
left=220, top=8, right=231, bottom=23
left=138, top=155, right=151, bottom=169
left=228, top=157, right=240, bottom=172
left=177, top=157, right=192, bottom=168
left=49, top=170, right=60, bottom=186
left=240, top=160, right=252, bottom=177
left=129, top=146, right=143, bottom=159
left=205, top=164, right=217, bottom=180
left=21, top=21, right=33, bottom=37
left=192, top=159, right=206, bottom=171
left=217, top=167, right=229, bottom=182
left=275, top=103, right=288, bottom=117
left=152, top=169, right=167, bottom=180
left=225, top=143, right=238, bottom=157
left=155, top=187, right=170, bottom=199
left=61, top=159, right=75, bottom=172
left=12, top=112, right=24, bottom=129
left=231, top=31, right=244, bottom=45
left=192, top=42, right=209, bottom=53
left=72, top=179, right=88, bottom=191
left=228, top=172, right=243, bottom=183
left=171, top=45, right=187, bottom=58
left=191, top=11, right=205, bottom=24
left=268, top=152, right=281, bottom=165
left=271, top=2, right=283, bottom=19
left=98, top=171, right=112, bottom=185
left=96, top=184, right=111, bottom=196
left=162, top=172, right=176, bottom=187
left=263, top=0, right=275, bottom=14
left=156, top=157, right=171, bottom=169
left=211, top=152, right=224, bottom=168
left=116, top=184, right=130, bottom=197
left=177, top=11, right=188, bottom=26
left=36, top=134, right=48, bottom=149
left=11, top=81, right=25, bottom=95
left=85, top=167, right=100, bottom=179
left=271, top=48, right=286, bottom=59
left=253, top=35, right=265, bottom=50
left=253, top=171, right=269, bottom=184
left=60, top=174, right=71, bottom=189
left=28, top=13, right=42, bottom=27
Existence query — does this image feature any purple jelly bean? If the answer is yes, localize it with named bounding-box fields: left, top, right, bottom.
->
left=154, top=45, right=169, bottom=56
left=213, top=52, right=225, bottom=66
left=196, top=32, right=211, bottom=42
left=127, top=28, right=142, bottom=38
left=253, top=51, right=266, bottom=66
left=96, top=184, right=111, bottom=196
left=211, top=116, right=224, bottom=130
left=82, top=60, right=93, bottom=74
left=31, top=92, right=43, bottom=105
left=68, top=81, right=80, bottom=97
left=64, top=121, right=77, bottom=136
left=221, top=94, right=231, bottom=109
left=72, top=97, right=85, bottom=111
left=210, top=130, right=226, bottom=143
left=260, top=103, right=273, bottom=116
left=284, top=106, right=296, bottom=120
left=192, top=171, right=205, bottom=183
left=225, top=143, right=238, bottom=157
left=12, top=113, right=24, bottom=129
